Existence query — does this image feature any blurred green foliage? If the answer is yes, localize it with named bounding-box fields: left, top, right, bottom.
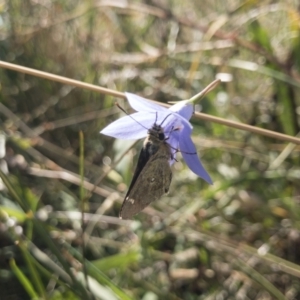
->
left=0, top=0, right=300, bottom=299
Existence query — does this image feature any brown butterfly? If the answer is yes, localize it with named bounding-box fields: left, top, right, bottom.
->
left=119, top=119, right=173, bottom=219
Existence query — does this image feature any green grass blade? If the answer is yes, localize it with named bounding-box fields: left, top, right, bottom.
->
left=9, top=258, right=39, bottom=299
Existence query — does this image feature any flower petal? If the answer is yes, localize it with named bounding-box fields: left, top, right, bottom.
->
left=100, top=113, right=148, bottom=139
left=126, top=92, right=193, bottom=131
left=170, top=102, right=194, bottom=120
left=125, top=92, right=168, bottom=112
left=100, top=111, right=178, bottom=140
left=179, top=127, right=212, bottom=184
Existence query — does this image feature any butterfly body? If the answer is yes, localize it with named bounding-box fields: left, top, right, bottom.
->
left=119, top=124, right=172, bottom=219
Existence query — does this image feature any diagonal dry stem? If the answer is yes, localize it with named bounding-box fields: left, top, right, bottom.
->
left=1, top=60, right=300, bottom=145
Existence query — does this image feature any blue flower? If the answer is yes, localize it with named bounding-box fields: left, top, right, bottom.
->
left=100, top=92, right=212, bottom=184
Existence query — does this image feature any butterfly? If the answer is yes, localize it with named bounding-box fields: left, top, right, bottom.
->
left=119, top=118, right=173, bottom=219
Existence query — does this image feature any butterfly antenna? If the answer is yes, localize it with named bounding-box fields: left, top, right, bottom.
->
left=115, top=102, right=149, bottom=130
left=160, top=113, right=173, bottom=126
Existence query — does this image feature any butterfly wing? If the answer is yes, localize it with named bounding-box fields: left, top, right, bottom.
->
left=119, top=152, right=172, bottom=219
left=123, top=137, right=160, bottom=201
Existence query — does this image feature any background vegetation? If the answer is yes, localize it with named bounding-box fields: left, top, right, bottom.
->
left=0, top=0, right=300, bottom=299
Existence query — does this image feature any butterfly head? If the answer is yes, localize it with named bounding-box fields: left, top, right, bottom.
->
left=148, top=124, right=165, bottom=141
